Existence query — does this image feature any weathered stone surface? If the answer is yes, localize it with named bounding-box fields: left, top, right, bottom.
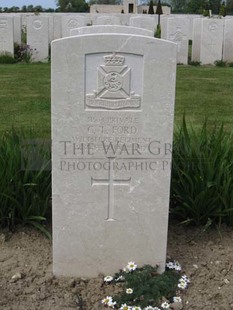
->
left=163, top=17, right=189, bottom=64
left=96, top=15, right=121, bottom=25
left=27, top=16, right=49, bottom=62
left=70, top=25, right=153, bottom=37
left=129, top=15, right=158, bottom=32
left=52, top=34, right=177, bottom=277
left=0, top=16, right=14, bottom=55
left=200, top=18, right=224, bottom=65
left=223, top=19, right=233, bottom=62
left=62, top=15, right=86, bottom=37
left=191, top=18, right=202, bottom=62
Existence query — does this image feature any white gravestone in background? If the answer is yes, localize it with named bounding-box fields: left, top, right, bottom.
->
left=96, top=15, right=121, bottom=25
left=191, top=18, right=202, bottom=62
left=13, top=14, right=22, bottom=45
left=223, top=19, right=233, bottom=62
left=200, top=18, right=224, bottom=65
left=27, top=16, right=49, bottom=62
left=53, top=15, right=62, bottom=40
left=62, top=15, right=86, bottom=37
left=165, top=17, right=189, bottom=64
left=0, top=16, right=14, bottom=55
left=70, top=25, right=154, bottom=37
left=52, top=34, right=177, bottom=277
left=129, top=16, right=158, bottom=33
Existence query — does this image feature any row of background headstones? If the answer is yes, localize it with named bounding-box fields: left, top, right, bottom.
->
left=0, top=13, right=233, bottom=64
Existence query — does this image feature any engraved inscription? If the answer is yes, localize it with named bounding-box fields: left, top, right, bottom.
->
left=0, top=20, right=8, bottom=29
left=68, top=19, right=79, bottom=29
left=86, top=53, right=141, bottom=110
left=208, top=22, right=218, bottom=32
left=208, top=40, right=217, bottom=52
left=91, top=157, right=131, bottom=221
left=33, top=19, right=42, bottom=30
left=169, top=27, right=187, bottom=52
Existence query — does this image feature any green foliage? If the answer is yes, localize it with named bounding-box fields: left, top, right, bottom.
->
left=89, top=0, right=120, bottom=4
left=0, top=129, right=51, bottom=237
left=188, top=60, right=201, bottom=66
left=14, top=43, right=33, bottom=63
left=154, top=24, right=161, bottom=38
left=214, top=60, right=227, bottom=67
left=156, top=0, right=163, bottom=14
left=219, top=1, right=226, bottom=16
left=171, top=117, right=233, bottom=226
left=113, top=265, right=180, bottom=308
left=226, top=0, right=233, bottom=14
left=228, top=62, right=233, bottom=67
left=0, top=53, right=16, bottom=64
left=56, top=0, right=89, bottom=11
left=171, top=0, right=221, bottom=14
left=21, top=25, right=27, bottom=44
left=148, top=0, right=155, bottom=14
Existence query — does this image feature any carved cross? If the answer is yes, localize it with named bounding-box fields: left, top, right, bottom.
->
left=91, top=157, right=131, bottom=221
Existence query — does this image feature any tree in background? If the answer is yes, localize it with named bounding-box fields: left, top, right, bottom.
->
left=148, top=0, right=155, bottom=14
left=226, top=0, right=233, bottom=14
left=170, top=0, right=187, bottom=13
left=89, top=0, right=121, bottom=4
left=56, top=0, right=89, bottom=12
left=219, top=1, right=226, bottom=16
left=209, top=0, right=221, bottom=14
left=171, top=0, right=222, bottom=14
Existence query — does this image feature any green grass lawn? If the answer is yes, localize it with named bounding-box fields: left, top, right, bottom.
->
left=0, top=63, right=51, bottom=138
left=175, top=66, right=233, bottom=130
left=0, top=63, right=233, bottom=137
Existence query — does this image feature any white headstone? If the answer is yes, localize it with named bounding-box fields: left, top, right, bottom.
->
left=52, top=33, right=177, bottom=278
left=223, top=19, right=233, bottom=62
left=161, top=16, right=168, bottom=40
left=62, top=15, right=86, bottom=37
left=13, top=14, right=22, bottom=45
left=96, top=15, right=121, bottom=25
left=53, top=15, right=62, bottom=40
left=191, top=18, right=202, bottom=62
left=70, top=25, right=154, bottom=37
left=129, top=16, right=158, bottom=33
left=27, top=16, right=49, bottom=62
left=165, top=17, right=189, bottom=64
left=0, top=16, right=14, bottom=55
left=200, top=18, right=224, bottom=65
left=48, top=15, right=54, bottom=43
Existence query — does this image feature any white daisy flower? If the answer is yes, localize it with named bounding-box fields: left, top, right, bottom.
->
left=127, top=261, right=137, bottom=271
left=144, top=306, right=156, bottom=310
left=154, top=308, right=161, bottom=310
left=132, top=307, right=142, bottom=310
left=166, top=262, right=175, bottom=269
left=126, top=288, right=134, bottom=294
left=173, top=296, right=182, bottom=303
left=108, top=300, right=117, bottom=308
left=120, top=304, right=132, bottom=310
left=178, top=281, right=188, bottom=289
left=104, top=275, right=114, bottom=282
left=101, top=296, right=113, bottom=305
left=161, top=301, right=170, bottom=309
left=181, top=275, right=190, bottom=283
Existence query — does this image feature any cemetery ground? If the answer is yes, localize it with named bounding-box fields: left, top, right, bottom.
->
left=1, top=63, right=233, bottom=309
left=1, top=222, right=233, bottom=309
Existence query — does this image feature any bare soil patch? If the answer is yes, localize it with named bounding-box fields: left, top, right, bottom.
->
left=1, top=222, right=233, bottom=310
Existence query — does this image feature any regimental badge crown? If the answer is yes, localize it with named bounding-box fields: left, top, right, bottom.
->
left=104, top=53, right=125, bottom=66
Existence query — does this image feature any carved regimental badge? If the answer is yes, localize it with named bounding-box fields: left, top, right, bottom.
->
left=86, top=53, right=141, bottom=110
